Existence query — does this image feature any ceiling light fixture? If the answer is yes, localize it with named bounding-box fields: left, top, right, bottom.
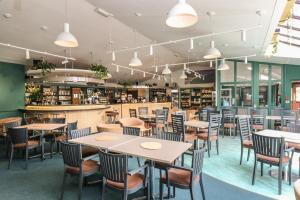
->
left=150, top=45, right=153, bottom=56
left=217, top=59, right=230, bottom=71
left=247, top=66, right=252, bottom=71
left=180, top=70, right=187, bottom=79
left=203, top=41, right=221, bottom=59
left=152, top=74, right=156, bottom=79
left=155, top=66, right=158, bottom=73
left=209, top=60, right=213, bottom=67
left=241, top=30, right=246, bottom=42
left=143, top=72, right=146, bottom=78
left=244, top=56, right=248, bottom=64
left=162, top=64, right=171, bottom=75
left=116, top=65, right=119, bottom=72
left=129, top=51, right=142, bottom=66
left=55, top=23, right=78, bottom=47
left=190, top=38, right=194, bottom=50
left=62, top=58, right=69, bottom=65
left=112, top=51, right=116, bottom=61
left=25, top=49, right=30, bottom=60
left=131, top=69, right=134, bottom=75
left=3, top=13, right=12, bottom=19
left=166, top=0, right=198, bottom=28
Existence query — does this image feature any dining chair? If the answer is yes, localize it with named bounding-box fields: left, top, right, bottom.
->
left=154, top=109, right=167, bottom=135
left=249, top=108, right=267, bottom=132
left=7, top=127, right=42, bottom=169
left=99, top=150, right=149, bottom=200
left=55, top=121, right=78, bottom=153
left=163, top=107, right=170, bottom=129
left=2, top=120, right=22, bottom=156
left=280, top=109, right=298, bottom=132
left=238, top=117, right=253, bottom=165
left=129, top=109, right=137, bottom=118
left=123, top=126, right=142, bottom=167
left=198, top=113, right=220, bottom=157
left=221, top=108, right=236, bottom=137
left=159, top=148, right=206, bottom=200
left=251, top=133, right=294, bottom=195
left=171, top=114, right=187, bottom=142
left=59, top=141, right=99, bottom=200
left=154, top=131, right=183, bottom=198
left=70, top=127, right=98, bottom=158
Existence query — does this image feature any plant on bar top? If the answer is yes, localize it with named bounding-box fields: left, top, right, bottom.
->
left=28, top=60, right=56, bottom=75
left=90, top=64, right=109, bottom=80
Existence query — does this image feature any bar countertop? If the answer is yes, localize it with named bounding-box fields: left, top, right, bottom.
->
left=23, top=104, right=110, bottom=111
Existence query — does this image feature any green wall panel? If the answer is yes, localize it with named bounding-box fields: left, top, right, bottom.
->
left=0, top=62, right=25, bottom=118
left=283, top=64, right=300, bottom=108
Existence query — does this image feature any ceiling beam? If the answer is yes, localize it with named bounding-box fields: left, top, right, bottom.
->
left=280, top=40, right=300, bottom=48
left=278, top=24, right=300, bottom=31
left=279, top=33, right=300, bottom=41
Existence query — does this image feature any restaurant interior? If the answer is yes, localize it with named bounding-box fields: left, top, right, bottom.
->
left=1, top=0, right=300, bottom=200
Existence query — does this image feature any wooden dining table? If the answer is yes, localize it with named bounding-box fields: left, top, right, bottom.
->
left=69, top=132, right=192, bottom=199
left=256, top=129, right=300, bottom=144
left=17, top=123, right=67, bottom=159
left=184, top=120, right=209, bottom=129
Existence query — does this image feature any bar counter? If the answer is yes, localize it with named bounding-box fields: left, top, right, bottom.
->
left=23, top=102, right=171, bottom=132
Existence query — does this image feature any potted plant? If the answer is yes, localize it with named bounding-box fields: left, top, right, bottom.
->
left=90, top=64, right=109, bottom=80
left=28, top=60, right=56, bottom=75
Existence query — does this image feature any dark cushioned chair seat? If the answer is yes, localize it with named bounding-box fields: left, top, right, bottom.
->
left=14, top=140, right=39, bottom=148
left=66, top=160, right=98, bottom=175
left=198, top=133, right=217, bottom=141
left=243, top=140, right=253, bottom=148
left=107, top=173, right=144, bottom=190
left=257, top=154, right=289, bottom=164
left=162, top=168, right=198, bottom=187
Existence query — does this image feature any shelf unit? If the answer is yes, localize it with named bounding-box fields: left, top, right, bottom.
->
left=180, top=89, right=191, bottom=109
left=180, top=87, right=214, bottom=109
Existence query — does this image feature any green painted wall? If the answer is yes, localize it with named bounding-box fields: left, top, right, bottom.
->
left=283, top=64, right=300, bottom=108
left=0, top=62, right=25, bottom=118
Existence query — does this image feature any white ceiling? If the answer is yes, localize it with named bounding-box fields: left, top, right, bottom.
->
left=0, top=0, right=290, bottom=82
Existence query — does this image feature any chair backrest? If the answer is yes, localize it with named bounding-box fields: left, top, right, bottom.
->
left=237, top=107, right=248, bottom=115
left=281, top=109, right=298, bottom=132
left=138, top=107, right=148, bottom=116
left=4, top=120, right=22, bottom=133
left=252, top=133, right=285, bottom=159
left=156, top=131, right=182, bottom=142
left=119, top=117, right=144, bottom=127
left=238, top=117, right=251, bottom=142
left=191, top=148, right=206, bottom=177
left=175, top=110, right=186, bottom=121
left=199, top=107, right=216, bottom=122
left=208, top=114, right=220, bottom=136
left=99, top=150, right=128, bottom=183
left=249, top=108, right=267, bottom=128
left=171, top=114, right=185, bottom=141
left=129, top=109, right=137, bottom=118
left=163, top=107, right=169, bottom=120
left=222, top=108, right=235, bottom=124
left=69, top=127, right=91, bottom=139
left=48, top=117, right=66, bottom=124
left=155, top=109, right=167, bottom=126
left=123, top=126, right=140, bottom=136
left=67, top=121, right=78, bottom=139
left=60, top=141, right=82, bottom=168
left=7, top=127, right=27, bottom=145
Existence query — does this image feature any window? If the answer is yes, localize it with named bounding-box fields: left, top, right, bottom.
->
left=236, top=62, right=252, bottom=82
left=271, top=65, right=282, bottom=106
left=235, top=83, right=252, bottom=106
left=220, top=61, right=234, bottom=82
left=259, top=64, right=269, bottom=81
left=220, top=84, right=234, bottom=107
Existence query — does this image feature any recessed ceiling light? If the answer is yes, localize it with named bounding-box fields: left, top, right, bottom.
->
left=3, top=13, right=12, bottom=19
left=206, top=11, right=216, bottom=17
left=256, top=10, right=266, bottom=16
left=95, top=7, right=114, bottom=17
left=135, top=12, right=142, bottom=17
left=40, top=26, right=48, bottom=31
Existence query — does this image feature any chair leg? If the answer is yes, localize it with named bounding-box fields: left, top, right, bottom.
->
left=25, top=148, right=29, bottom=170
left=78, top=173, right=83, bottom=200
left=137, top=157, right=141, bottom=167
left=189, top=185, right=195, bottom=200
left=247, top=148, right=251, bottom=161
left=8, top=146, right=14, bottom=169
left=252, top=159, right=257, bottom=185
left=173, top=186, right=176, bottom=198
left=199, top=175, right=205, bottom=200
left=260, top=163, right=263, bottom=176
left=216, top=139, right=219, bottom=155
left=207, top=141, right=210, bottom=158
left=240, top=146, right=243, bottom=165
left=289, top=161, right=292, bottom=185
left=100, top=179, right=105, bottom=200
left=278, top=165, right=282, bottom=195
left=159, top=180, right=163, bottom=200
left=60, top=170, right=67, bottom=200
left=122, top=189, right=128, bottom=200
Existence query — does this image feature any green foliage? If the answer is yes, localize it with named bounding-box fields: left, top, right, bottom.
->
left=90, top=64, right=109, bottom=79
left=28, top=60, right=56, bottom=75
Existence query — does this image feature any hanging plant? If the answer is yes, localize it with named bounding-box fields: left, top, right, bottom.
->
left=28, top=60, right=56, bottom=75
left=90, top=64, right=109, bottom=79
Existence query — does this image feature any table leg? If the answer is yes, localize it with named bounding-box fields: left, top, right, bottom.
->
left=149, top=160, right=155, bottom=200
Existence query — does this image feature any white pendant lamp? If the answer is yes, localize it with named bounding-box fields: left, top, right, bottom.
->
left=166, top=0, right=198, bottom=28
left=180, top=70, right=187, bottom=79
left=55, top=23, right=78, bottom=47
left=217, top=59, right=229, bottom=71
left=129, top=51, right=142, bottom=67
left=203, top=41, right=221, bottom=59
left=162, top=64, right=171, bottom=75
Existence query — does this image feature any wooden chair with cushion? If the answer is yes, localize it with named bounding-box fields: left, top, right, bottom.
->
left=59, top=142, right=99, bottom=200
left=280, top=109, right=298, bottom=132
left=221, top=108, right=236, bottom=137
left=152, top=109, right=168, bottom=135
left=45, top=118, right=66, bottom=156
left=238, top=117, right=253, bottom=165
left=159, top=148, right=206, bottom=200
left=198, top=113, right=220, bottom=157
left=249, top=108, right=267, bottom=132
left=99, top=150, right=149, bottom=200
left=7, top=127, right=42, bottom=169
left=129, top=109, right=137, bottom=118
left=251, top=133, right=294, bottom=195
left=70, top=127, right=98, bottom=159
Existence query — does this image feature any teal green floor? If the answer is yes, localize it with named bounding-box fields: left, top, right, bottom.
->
left=194, top=137, right=297, bottom=200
